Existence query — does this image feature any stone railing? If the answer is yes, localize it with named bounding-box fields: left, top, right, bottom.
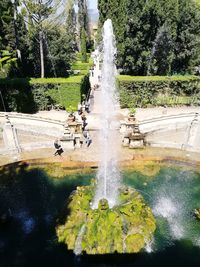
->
left=121, top=112, right=200, bottom=152
left=0, top=113, right=66, bottom=155
left=139, top=112, right=200, bottom=152
left=139, top=112, right=199, bottom=132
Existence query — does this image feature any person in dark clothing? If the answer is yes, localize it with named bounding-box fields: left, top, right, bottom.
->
left=86, top=133, right=92, bottom=147
left=54, top=139, right=63, bottom=156
left=54, top=139, right=60, bottom=149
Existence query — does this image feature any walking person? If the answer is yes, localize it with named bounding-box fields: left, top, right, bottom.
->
left=81, top=113, right=87, bottom=131
left=78, top=103, right=82, bottom=115
left=86, top=132, right=92, bottom=147
left=85, top=100, right=90, bottom=113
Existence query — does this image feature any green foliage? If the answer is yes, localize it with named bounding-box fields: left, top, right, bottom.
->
left=0, top=75, right=90, bottom=113
left=117, top=75, right=200, bottom=108
left=44, top=25, right=76, bottom=77
left=0, top=0, right=15, bottom=51
left=56, top=185, right=156, bottom=254
left=98, top=0, right=200, bottom=75
left=47, top=83, right=81, bottom=111
left=80, top=28, right=87, bottom=63
left=78, top=0, right=91, bottom=51
left=98, top=0, right=128, bottom=65
left=0, top=0, right=78, bottom=78
left=0, top=50, right=17, bottom=78
left=72, top=62, right=92, bottom=71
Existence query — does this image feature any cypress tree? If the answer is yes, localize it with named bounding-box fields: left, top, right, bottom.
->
left=78, top=0, right=90, bottom=61
left=81, top=28, right=87, bottom=62
left=0, top=0, right=15, bottom=51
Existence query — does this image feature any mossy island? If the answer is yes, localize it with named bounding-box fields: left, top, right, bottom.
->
left=56, top=183, right=156, bottom=255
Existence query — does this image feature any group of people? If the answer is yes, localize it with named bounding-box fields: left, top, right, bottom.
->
left=80, top=111, right=92, bottom=148
left=53, top=92, right=93, bottom=155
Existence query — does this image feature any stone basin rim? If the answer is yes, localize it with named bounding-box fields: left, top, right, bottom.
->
left=1, top=154, right=200, bottom=171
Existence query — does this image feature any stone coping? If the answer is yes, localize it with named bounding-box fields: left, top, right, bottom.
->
left=1, top=147, right=200, bottom=172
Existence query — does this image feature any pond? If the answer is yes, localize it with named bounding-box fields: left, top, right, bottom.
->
left=0, top=162, right=200, bottom=267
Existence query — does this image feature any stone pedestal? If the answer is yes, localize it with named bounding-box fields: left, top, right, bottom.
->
left=123, top=137, right=130, bottom=147
left=60, top=138, right=74, bottom=150
left=120, top=119, right=137, bottom=134
left=60, top=127, right=75, bottom=150
left=68, top=122, right=82, bottom=134
left=129, top=139, right=144, bottom=148
left=74, top=134, right=81, bottom=148
left=121, top=119, right=145, bottom=149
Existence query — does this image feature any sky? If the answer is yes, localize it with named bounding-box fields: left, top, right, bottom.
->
left=88, top=0, right=98, bottom=10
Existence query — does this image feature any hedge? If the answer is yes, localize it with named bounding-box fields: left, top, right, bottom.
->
left=117, top=75, right=200, bottom=108
left=0, top=75, right=90, bottom=113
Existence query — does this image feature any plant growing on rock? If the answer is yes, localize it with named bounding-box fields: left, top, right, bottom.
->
left=56, top=184, right=156, bottom=255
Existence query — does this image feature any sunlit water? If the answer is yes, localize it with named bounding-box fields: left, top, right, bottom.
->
left=0, top=163, right=200, bottom=266
left=92, top=19, right=121, bottom=209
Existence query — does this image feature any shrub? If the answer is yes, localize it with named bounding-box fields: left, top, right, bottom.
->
left=0, top=75, right=90, bottom=113
left=117, top=75, right=200, bottom=108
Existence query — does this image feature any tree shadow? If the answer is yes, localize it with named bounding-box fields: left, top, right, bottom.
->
left=0, top=162, right=91, bottom=267
left=0, top=78, right=37, bottom=113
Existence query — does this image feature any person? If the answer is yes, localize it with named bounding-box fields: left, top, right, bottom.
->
left=83, top=129, right=88, bottom=139
left=55, top=147, right=64, bottom=156
left=78, top=103, right=82, bottom=115
left=81, top=113, right=87, bottom=131
left=86, top=132, right=92, bottom=147
left=54, top=139, right=60, bottom=150
left=81, top=113, right=87, bottom=123
left=54, top=139, right=64, bottom=156
left=90, top=67, right=94, bottom=77
left=85, top=100, right=90, bottom=113
left=82, top=120, right=88, bottom=131
left=98, top=75, right=101, bottom=83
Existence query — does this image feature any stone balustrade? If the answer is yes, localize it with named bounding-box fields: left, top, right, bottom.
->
left=121, top=112, right=200, bottom=152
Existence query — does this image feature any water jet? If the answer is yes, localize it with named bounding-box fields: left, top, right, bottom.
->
left=56, top=19, right=156, bottom=255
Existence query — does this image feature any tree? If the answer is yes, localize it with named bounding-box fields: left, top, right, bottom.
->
left=0, top=0, right=15, bottom=51
left=0, top=50, right=17, bottom=78
left=65, top=0, right=77, bottom=56
left=80, top=28, right=87, bottom=62
left=148, top=24, right=174, bottom=75
left=44, top=24, right=76, bottom=77
left=0, top=0, right=25, bottom=77
left=98, top=0, right=128, bottom=66
left=78, top=0, right=90, bottom=61
left=22, top=0, right=53, bottom=78
left=98, top=0, right=200, bottom=75
left=173, top=0, right=200, bottom=73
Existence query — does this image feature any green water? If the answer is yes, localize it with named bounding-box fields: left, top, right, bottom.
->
left=0, top=162, right=200, bottom=267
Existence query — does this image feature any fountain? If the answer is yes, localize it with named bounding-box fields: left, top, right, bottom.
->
left=92, top=19, right=121, bottom=209
left=56, top=19, right=156, bottom=255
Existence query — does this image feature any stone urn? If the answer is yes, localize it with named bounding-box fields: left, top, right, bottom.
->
left=67, top=113, right=76, bottom=122
left=128, top=114, right=136, bottom=122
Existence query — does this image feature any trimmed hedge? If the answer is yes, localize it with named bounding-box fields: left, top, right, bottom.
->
left=0, top=75, right=90, bottom=113
left=117, top=75, right=200, bottom=108
left=71, top=52, right=93, bottom=75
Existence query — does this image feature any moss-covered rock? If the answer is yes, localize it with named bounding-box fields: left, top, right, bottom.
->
left=56, top=185, right=156, bottom=255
